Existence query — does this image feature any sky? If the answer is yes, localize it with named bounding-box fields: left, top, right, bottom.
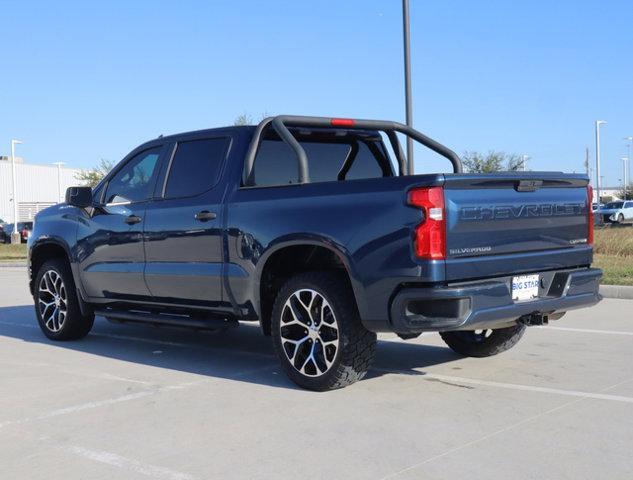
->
left=1, top=0, right=632, bottom=186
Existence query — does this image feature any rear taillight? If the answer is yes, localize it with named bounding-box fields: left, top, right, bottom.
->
left=587, top=185, right=594, bottom=245
left=408, top=186, right=446, bottom=260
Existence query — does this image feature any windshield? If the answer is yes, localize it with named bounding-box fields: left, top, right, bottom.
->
left=605, top=202, right=623, bottom=209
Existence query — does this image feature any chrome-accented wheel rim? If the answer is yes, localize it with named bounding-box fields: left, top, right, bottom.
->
left=279, top=289, right=339, bottom=377
left=38, top=270, right=67, bottom=332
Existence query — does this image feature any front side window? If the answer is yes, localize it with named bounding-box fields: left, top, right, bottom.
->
left=164, top=138, right=229, bottom=198
left=104, top=147, right=161, bottom=204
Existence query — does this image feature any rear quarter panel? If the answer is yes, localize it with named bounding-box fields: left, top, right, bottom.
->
left=224, top=175, right=441, bottom=326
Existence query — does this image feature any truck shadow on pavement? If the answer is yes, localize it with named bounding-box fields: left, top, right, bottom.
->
left=0, top=305, right=461, bottom=390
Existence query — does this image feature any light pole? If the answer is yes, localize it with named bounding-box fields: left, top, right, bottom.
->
left=624, top=136, right=633, bottom=198
left=595, top=121, right=607, bottom=205
left=52, top=162, right=65, bottom=203
left=521, top=154, right=530, bottom=172
left=621, top=156, right=629, bottom=200
left=402, top=0, right=413, bottom=173
left=10, top=139, right=23, bottom=244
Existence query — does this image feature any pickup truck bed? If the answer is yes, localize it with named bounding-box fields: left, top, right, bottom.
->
left=28, top=115, right=601, bottom=390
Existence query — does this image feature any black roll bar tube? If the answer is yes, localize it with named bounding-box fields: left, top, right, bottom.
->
left=243, top=115, right=462, bottom=186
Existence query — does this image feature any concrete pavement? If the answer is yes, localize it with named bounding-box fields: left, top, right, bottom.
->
left=0, top=266, right=631, bottom=479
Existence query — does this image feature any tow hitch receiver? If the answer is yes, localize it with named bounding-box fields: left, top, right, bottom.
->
left=518, top=313, right=549, bottom=326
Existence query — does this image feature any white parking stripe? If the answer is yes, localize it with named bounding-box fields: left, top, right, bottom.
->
left=372, top=369, right=633, bottom=403
left=380, top=376, right=633, bottom=479
left=0, top=364, right=277, bottom=430
left=64, top=445, right=196, bottom=480
left=536, top=326, right=633, bottom=336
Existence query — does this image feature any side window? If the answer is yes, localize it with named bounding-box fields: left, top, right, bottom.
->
left=252, top=138, right=390, bottom=187
left=344, top=141, right=389, bottom=180
left=625, top=202, right=633, bottom=208
left=104, top=147, right=161, bottom=204
left=164, top=138, right=229, bottom=198
left=92, top=183, right=104, bottom=204
left=251, top=140, right=300, bottom=186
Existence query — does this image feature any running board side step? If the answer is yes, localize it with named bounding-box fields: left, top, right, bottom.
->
left=95, top=309, right=238, bottom=331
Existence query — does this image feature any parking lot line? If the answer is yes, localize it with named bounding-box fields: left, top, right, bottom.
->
left=0, top=364, right=277, bottom=431
left=379, top=375, right=633, bottom=479
left=380, top=395, right=584, bottom=480
left=536, top=326, right=633, bottom=336
left=424, top=373, right=633, bottom=403
left=372, top=370, right=633, bottom=404
left=63, top=445, right=196, bottom=480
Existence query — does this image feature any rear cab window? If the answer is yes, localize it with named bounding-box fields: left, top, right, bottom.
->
left=249, top=129, right=393, bottom=187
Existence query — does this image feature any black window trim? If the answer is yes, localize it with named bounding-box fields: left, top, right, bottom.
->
left=101, top=145, right=164, bottom=206
left=159, top=135, right=233, bottom=201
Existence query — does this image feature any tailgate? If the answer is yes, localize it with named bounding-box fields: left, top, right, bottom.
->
left=442, top=173, right=592, bottom=281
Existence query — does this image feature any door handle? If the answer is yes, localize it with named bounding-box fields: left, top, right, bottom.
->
left=195, top=210, right=217, bottom=222
left=125, top=215, right=142, bottom=225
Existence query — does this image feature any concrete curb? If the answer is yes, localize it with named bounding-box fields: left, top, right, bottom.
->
left=599, top=284, right=633, bottom=300
left=0, top=262, right=26, bottom=268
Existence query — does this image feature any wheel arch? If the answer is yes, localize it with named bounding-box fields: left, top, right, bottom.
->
left=30, top=239, right=74, bottom=295
left=255, top=238, right=362, bottom=336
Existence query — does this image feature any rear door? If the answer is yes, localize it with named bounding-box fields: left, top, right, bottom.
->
left=143, top=135, right=231, bottom=306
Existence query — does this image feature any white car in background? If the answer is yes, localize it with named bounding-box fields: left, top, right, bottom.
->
left=599, top=200, right=633, bottom=224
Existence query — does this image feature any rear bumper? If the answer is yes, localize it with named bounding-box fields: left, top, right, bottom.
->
left=389, top=267, right=602, bottom=333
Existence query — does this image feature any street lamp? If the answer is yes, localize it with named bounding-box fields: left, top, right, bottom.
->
left=595, top=121, right=607, bottom=205
left=52, top=162, right=65, bottom=203
left=624, top=136, right=633, bottom=198
left=621, top=156, right=629, bottom=199
left=10, top=139, right=23, bottom=244
left=402, top=0, right=413, bottom=173
left=521, top=154, right=530, bottom=172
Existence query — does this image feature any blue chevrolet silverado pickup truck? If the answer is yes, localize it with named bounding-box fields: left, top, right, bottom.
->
left=28, top=115, right=601, bottom=390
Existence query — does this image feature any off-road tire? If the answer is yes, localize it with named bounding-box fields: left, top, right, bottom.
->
left=618, top=213, right=625, bottom=223
left=34, top=258, right=94, bottom=341
left=439, top=324, right=526, bottom=357
left=271, top=271, right=376, bottom=391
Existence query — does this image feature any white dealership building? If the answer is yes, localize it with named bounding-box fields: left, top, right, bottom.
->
left=0, top=156, right=82, bottom=224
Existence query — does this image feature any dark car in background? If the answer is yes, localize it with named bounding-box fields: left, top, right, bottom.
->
left=2, top=222, right=33, bottom=243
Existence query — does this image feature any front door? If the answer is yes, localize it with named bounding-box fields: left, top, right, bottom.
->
left=77, top=146, right=164, bottom=300
left=143, top=136, right=230, bottom=307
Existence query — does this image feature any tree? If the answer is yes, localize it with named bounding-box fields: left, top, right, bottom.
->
left=616, top=184, right=633, bottom=200
left=461, top=151, right=526, bottom=173
left=233, top=113, right=253, bottom=125
left=233, top=112, right=270, bottom=126
left=74, top=159, right=115, bottom=187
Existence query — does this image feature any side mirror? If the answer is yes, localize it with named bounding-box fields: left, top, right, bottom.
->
left=65, top=186, right=93, bottom=208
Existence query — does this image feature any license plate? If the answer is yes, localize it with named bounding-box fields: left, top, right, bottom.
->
left=512, top=274, right=540, bottom=301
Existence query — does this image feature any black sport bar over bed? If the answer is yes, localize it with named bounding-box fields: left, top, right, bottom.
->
left=243, top=115, right=463, bottom=186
